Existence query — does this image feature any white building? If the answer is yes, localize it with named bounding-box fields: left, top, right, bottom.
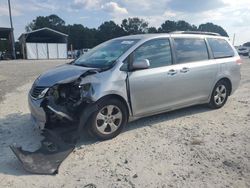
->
left=19, top=27, right=68, bottom=59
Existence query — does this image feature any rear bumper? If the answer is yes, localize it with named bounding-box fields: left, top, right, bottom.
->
left=28, top=94, right=46, bottom=129
left=230, top=66, right=241, bottom=95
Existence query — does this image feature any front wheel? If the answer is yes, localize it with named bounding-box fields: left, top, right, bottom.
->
left=208, top=80, right=229, bottom=109
left=87, top=98, right=128, bottom=140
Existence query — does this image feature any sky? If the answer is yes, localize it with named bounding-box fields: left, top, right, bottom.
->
left=0, top=0, right=250, bottom=45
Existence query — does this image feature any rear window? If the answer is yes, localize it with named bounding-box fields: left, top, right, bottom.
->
left=173, top=38, right=209, bottom=64
left=207, top=38, right=235, bottom=59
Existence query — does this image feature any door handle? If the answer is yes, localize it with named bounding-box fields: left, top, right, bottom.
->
left=180, top=67, right=190, bottom=73
left=167, top=69, right=177, bottom=75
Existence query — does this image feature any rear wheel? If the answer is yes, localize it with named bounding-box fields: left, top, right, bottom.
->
left=87, top=98, right=128, bottom=140
left=208, top=80, right=229, bottom=109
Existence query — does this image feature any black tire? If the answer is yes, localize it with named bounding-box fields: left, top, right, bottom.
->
left=208, top=80, right=230, bottom=109
left=86, top=97, right=128, bottom=140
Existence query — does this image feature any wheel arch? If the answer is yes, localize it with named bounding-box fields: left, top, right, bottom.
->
left=217, top=77, right=232, bottom=95
left=95, top=94, right=131, bottom=118
left=78, top=93, right=131, bottom=133
left=208, top=76, right=233, bottom=103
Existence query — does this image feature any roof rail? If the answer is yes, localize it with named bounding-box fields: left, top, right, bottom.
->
left=170, top=31, right=221, bottom=36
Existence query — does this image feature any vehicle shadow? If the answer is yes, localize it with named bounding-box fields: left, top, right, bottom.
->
left=0, top=104, right=212, bottom=176
left=124, top=104, right=211, bottom=132
left=77, top=104, right=213, bottom=148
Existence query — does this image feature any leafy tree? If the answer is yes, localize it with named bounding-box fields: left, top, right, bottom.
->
left=47, top=14, right=65, bottom=26
left=147, top=27, right=158, bottom=33
left=67, top=24, right=85, bottom=50
left=25, top=15, right=97, bottom=49
left=158, top=20, right=196, bottom=33
left=25, top=14, right=66, bottom=32
left=97, top=21, right=126, bottom=43
left=121, top=17, right=149, bottom=35
left=25, top=15, right=230, bottom=49
left=158, top=20, right=177, bottom=33
left=176, top=20, right=197, bottom=31
left=198, top=22, right=228, bottom=37
left=84, top=28, right=99, bottom=48
left=67, top=24, right=98, bottom=49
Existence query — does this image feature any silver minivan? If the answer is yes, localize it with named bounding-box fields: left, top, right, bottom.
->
left=29, top=32, right=241, bottom=140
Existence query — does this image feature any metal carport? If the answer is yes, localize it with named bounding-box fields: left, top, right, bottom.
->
left=19, top=27, right=68, bottom=59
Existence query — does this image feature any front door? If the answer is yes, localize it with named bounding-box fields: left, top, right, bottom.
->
left=128, top=38, right=176, bottom=116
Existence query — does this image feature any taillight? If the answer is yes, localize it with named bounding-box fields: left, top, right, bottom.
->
left=236, top=58, right=243, bottom=65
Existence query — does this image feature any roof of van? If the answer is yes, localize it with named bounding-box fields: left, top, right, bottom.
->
left=115, top=33, right=227, bottom=40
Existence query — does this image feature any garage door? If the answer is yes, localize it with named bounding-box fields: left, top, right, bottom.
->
left=48, top=43, right=58, bottom=59
left=26, top=43, right=37, bottom=59
left=37, top=43, right=48, bottom=59
left=58, top=43, right=67, bottom=59
left=26, top=43, right=67, bottom=59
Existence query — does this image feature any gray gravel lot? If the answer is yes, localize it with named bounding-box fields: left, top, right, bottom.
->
left=0, top=59, right=70, bottom=101
left=0, top=58, right=249, bottom=188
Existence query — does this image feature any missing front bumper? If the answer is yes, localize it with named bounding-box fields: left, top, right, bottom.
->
left=10, top=129, right=76, bottom=175
left=10, top=103, right=98, bottom=175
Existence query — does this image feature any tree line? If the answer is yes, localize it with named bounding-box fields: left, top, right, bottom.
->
left=25, top=14, right=229, bottom=50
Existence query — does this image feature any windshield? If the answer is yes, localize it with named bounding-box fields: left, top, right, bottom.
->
left=73, top=39, right=139, bottom=68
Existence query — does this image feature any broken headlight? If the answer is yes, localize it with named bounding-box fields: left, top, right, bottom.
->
left=37, top=88, right=49, bottom=99
left=79, top=83, right=92, bottom=99
left=79, top=83, right=91, bottom=91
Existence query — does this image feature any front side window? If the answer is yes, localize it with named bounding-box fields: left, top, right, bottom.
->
left=207, top=38, right=235, bottom=59
left=74, top=39, right=139, bottom=69
left=133, top=39, right=172, bottom=68
left=173, top=38, right=209, bottom=64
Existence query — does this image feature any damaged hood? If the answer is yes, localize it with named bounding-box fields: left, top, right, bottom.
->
left=35, top=64, right=97, bottom=86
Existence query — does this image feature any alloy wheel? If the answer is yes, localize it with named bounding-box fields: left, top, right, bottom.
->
left=95, top=105, right=122, bottom=135
left=214, top=84, right=227, bottom=105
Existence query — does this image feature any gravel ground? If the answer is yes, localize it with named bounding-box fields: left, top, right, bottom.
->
left=0, top=58, right=249, bottom=188
left=0, top=59, right=70, bottom=102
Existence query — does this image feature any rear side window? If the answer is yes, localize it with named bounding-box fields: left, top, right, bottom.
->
left=207, top=38, right=235, bottom=59
left=133, top=39, right=172, bottom=68
left=173, top=38, right=209, bottom=64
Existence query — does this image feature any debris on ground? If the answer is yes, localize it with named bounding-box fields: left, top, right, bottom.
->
left=10, top=128, right=76, bottom=175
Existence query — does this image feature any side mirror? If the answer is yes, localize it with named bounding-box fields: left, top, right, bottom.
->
left=132, top=59, right=150, bottom=70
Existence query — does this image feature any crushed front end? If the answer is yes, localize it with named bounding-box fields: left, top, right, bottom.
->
left=12, top=68, right=99, bottom=174
left=29, top=72, right=96, bottom=130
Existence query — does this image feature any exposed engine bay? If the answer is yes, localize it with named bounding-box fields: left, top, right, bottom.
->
left=40, top=69, right=100, bottom=129
left=44, top=81, right=91, bottom=124
left=11, top=69, right=101, bottom=175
